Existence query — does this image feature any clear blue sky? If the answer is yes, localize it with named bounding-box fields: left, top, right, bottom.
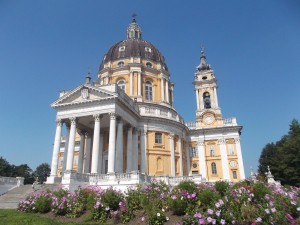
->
left=0, top=1, right=299, bottom=177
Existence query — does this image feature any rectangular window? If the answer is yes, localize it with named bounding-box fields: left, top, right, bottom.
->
left=155, top=133, right=162, bottom=144
left=209, top=145, right=215, bottom=156
left=228, top=144, right=235, bottom=155
left=232, top=171, right=237, bottom=179
left=190, top=147, right=198, bottom=157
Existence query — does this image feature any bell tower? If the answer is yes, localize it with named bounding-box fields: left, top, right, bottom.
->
left=194, top=48, right=223, bottom=128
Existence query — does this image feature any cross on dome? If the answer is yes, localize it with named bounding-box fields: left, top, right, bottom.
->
left=127, top=14, right=142, bottom=40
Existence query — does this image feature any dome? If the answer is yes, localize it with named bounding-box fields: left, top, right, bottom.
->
left=99, top=16, right=168, bottom=71
left=100, top=39, right=168, bottom=71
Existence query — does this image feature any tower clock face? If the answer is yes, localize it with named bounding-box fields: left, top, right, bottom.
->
left=203, top=114, right=215, bottom=125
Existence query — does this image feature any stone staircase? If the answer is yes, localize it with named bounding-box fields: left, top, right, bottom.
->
left=0, top=184, right=60, bottom=209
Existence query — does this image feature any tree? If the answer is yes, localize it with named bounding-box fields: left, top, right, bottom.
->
left=33, top=163, right=51, bottom=183
left=258, top=119, right=300, bottom=186
left=15, top=164, right=34, bottom=184
left=0, top=157, right=12, bottom=177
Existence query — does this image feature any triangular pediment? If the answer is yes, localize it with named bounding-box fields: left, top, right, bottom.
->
left=51, top=84, right=116, bottom=107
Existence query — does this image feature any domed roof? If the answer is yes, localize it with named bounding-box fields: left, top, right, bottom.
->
left=99, top=17, right=168, bottom=71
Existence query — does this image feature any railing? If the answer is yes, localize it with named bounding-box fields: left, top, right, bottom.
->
left=140, top=106, right=185, bottom=124
left=185, top=117, right=237, bottom=130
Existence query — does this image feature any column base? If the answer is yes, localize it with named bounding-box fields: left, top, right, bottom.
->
left=45, top=175, right=61, bottom=184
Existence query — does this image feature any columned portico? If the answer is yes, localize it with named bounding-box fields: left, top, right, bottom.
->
left=169, top=133, right=175, bottom=176
left=91, top=114, right=101, bottom=174
left=66, top=118, right=77, bottom=171
left=48, top=119, right=62, bottom=182
left=108, top=113, right=116, bottom=174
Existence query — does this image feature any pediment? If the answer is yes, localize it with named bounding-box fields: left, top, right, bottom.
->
left=51, top=85, right=116, bottom=107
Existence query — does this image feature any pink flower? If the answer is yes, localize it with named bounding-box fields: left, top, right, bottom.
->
left=221, top=219, right=226, bottom=225
left=207, top=208, right=214, bottom=215
left=265, top=209, right=270, bottom=214
left=199, top=219, right=205, bottom=224
left=256, top=217, right=262, bottom=223
left=194, top=212, right=202, bottom=218
left=171, top=195, right=177, bottom=200
left=141, top=217, right=145, bottom=221
left=286, top=214, right=293, bottom=220
left=271, top=207, right=276, bottom=213
left=207, top=217, right=213, bottom=223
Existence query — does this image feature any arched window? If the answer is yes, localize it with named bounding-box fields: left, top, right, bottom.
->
left=211, top=162, right=217, bottom=174
left=117, top=80, right=125, bottom=90
left=203, top=92, right=211, bottom=109
left=146, top=62, right=152, bottom=68
left=118, top=61, right=125, bottom=67
left=145, top=81, right=153, bottom=101
left=209, top=145, right=215, bottom=156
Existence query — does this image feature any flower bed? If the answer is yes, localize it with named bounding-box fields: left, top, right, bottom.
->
left=18, top=179, right=300, bottom=224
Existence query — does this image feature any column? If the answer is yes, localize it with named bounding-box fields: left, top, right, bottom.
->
left=198, top=140, right=207, bottom=180
left=178, top=136, right=183, bottom=176
left=84, top=132, right=91, bottom=173
left=214, top=87, right=219, bottom=108
left=77, top=130, right=86, bottom=173
left=219, top=138, right=230, bottom=180
left=169, top=133, right=175, bottom=176
left=138, top=71, right=141, bottom=96
left=107, top=113, right=116, bottom=174
left=196, top=89, right=200, bottom=110
left=49, top=119, right=63, bottom=177
left=66, top=117, right=77, bottom=171
left=160, top=77, right=164, bottom=101
left=126, top=126, right=133, bottom=172
left=235, top=137, right=246, bottom=179
left=185, top=143, right=191, bottom=176
left=132, top=128, right=138, bottom=172
left=171, top=86, right=174, bottom=106
left=140, top=129, right=147, bottom=174
left=91, top=114, right=101, bottom=174
left=62, top=124, right=70, bottom=172
left=98, top=133, right=103, bottom=174
left=165, top=80, right=169, bottom=103
left=130, top=71, right=133, bottom=96
left=115, top=118, right=124, bottom=173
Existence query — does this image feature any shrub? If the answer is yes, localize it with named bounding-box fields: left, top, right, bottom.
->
left=215, top=180, right=229, bottom=197
left=175, top=180, right=197, bottom=193
left=197, top=189, right=219, bottom=209
left=35, top=196, right=51, bottom=213
left=101, top=189, right=123, bottom=211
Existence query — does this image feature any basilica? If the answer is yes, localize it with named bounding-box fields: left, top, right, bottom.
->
left=46, top=17, right=245, bottom=189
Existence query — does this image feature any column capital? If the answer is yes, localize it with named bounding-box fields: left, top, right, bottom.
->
left=234, top=137, right=240, bottom=143
left=56, top=119, right=62, bottom=127
left=109, top=112, right=117, bottom=119
left=117, top=117, right=123, bottom=123
left=218, top=138, right=226, bottom=145
left=69, top=117, right=77, bottom=125
left=85, top=131, right=91, bottom=138
left=93, top=114, right=102, bottom=121
left=197, top=140, right=204, bottom=146
left=169, top=133, right=174, bottom=139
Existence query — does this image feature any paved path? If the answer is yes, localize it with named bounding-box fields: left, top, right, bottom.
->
left=0, top=184, right=59, bottom=209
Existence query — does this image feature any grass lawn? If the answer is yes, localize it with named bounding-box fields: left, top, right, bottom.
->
left=0, top=209, right=99, bottom=225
